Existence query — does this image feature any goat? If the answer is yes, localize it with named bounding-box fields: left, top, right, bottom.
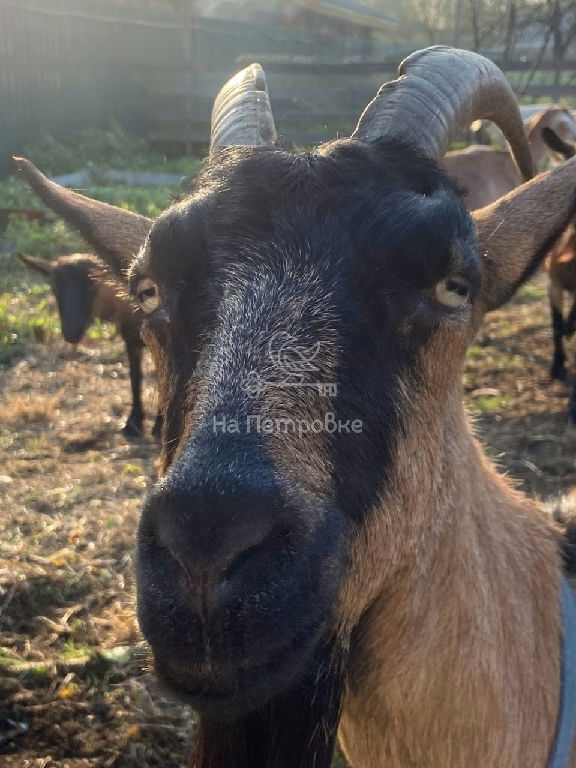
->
left=14, top=47, right=576, bottom=767
left=17, top=251, right=159, bottom=436
left=443, top=105, right=576, bottom=209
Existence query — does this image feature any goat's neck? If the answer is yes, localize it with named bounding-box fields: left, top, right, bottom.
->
left=339, top=397, right=565, bottom=768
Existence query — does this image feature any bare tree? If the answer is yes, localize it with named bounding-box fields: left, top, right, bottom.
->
left=548, top=1, right=576, bottom=93
left=467, top=0, right=513, bottom=51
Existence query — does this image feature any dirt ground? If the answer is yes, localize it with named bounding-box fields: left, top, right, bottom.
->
left=1, top=270, right=576, bottom=767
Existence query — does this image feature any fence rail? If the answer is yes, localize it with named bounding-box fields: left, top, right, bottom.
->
left=148, top=59, right=576, bottom=151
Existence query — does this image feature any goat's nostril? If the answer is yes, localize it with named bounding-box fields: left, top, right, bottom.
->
left=222, top=524, right=290, bottom=585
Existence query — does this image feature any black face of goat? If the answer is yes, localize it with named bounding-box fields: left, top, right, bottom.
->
left=132, top=140, right=478, bottom=718
left=18, top=253, right=97, bottom=344
left=51, top=259, right=97, bottom=344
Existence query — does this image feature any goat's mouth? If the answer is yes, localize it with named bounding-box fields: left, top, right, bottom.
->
left=151, top=615, right=327, bottom=719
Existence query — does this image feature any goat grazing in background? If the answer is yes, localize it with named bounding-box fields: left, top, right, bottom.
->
left=17, top=251, right=159, bottom=436
left=14, top=47, right=576, bottom=767
left=443, top=104, right=576, bottom=208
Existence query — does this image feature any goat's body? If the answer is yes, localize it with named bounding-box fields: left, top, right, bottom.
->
left=443, top=106, right=576, bottom=210
left=443, top=147, right=521, bottom=209
left=339, top=421, right=564, bottom=767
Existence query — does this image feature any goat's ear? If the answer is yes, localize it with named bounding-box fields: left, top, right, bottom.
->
left=17, top=252, right=54, bottom=277
left=473, top=158, right=576, bottom=311
left=13, top=157, right=152, bottom=281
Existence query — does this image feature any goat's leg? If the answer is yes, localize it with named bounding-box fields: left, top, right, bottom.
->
left=550, top=279, right=567, bottom=379
left=123, top=338, right=144, bottom=437
left=152, top=411, right=163, bottom=440
left=565, top=293, right=576, bottom=338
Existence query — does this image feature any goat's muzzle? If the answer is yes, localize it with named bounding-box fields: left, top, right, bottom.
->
left=136, top=444, right=344, bottom=717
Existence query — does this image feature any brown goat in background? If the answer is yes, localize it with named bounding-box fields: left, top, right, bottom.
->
left=17, top=251, right=160, bottom=437
left=13, top=159, right=161, bottom=437
left=443, top=105, right=576, bottom=208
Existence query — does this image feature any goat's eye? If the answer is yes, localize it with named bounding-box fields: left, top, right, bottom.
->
left=136, top=279, right=160, bottom=313
left=434, top=277, right=469, bottom=308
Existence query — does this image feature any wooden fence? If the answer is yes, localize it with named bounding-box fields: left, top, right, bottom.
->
left=2, top=0, right=576, bottom=175
left=148, top=57, right=576, bottom=152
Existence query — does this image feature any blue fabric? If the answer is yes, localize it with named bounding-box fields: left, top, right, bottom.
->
left=548, top=578, right=576, bottom=768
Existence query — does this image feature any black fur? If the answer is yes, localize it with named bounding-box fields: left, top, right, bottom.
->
left=551, top=304, right=567, bottom=381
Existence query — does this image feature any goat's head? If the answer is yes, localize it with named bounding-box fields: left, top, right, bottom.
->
left=131, top=49, right=542, bottom=718
left=534, top=105, right=576, bottom=146
left=18, top=252, right=99, bottom=343
left=14, top=46, right=576, bottom=762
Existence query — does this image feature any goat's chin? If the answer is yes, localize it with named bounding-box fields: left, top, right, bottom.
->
left=152, top=624, right=324, bottom=720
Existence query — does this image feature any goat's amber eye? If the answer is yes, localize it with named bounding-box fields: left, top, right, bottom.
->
left=136, top=278, right=160, bottom=313
left=434, top=277, right=469, bottom=308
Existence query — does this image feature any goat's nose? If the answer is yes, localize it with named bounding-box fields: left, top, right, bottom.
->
left=141, top=481, right=288, bottom=606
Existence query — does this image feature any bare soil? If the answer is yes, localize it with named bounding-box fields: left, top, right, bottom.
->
left=1, top=271, right=575, bottom=767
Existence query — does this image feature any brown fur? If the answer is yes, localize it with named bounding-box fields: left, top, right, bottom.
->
left=444, top=106, right=576, bottom=210
left=335, top=314, right=566, bottom=766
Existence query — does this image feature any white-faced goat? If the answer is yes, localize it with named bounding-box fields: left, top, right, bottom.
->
left=443, top=104, right=576, bottom=209
left=14, top=160, right=160, bottom=437
left=15, top=46, right=576, bottom=768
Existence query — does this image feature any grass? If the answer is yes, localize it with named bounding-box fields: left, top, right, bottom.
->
left=513, top=279, right=548, bottom=304
left=0, top=284, right=60, bottom=362
left=61, top=638, right=93, bottom=660
left=3, top=393, right=59, bottom=425
left=471, top=394, right=510, bottom=413
left=0, top=125, right=207, bottom=364
left=20, top=119, right=205, bottom=178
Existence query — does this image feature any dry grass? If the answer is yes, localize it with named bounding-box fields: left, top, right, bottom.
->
left=0, top=337, right=191, bottom=768
left=0, top=269, right=575, bottom=767
left=4, top=394, right=60, bottom=425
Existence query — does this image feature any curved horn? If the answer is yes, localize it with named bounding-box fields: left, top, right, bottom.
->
left=352, top=46, right=533, bottom=182
left=13, top=157, right=152, bottom=276
left=210, top=63, right=277, bottom=155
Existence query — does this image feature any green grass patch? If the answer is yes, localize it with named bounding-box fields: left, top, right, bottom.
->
left=472, top=394, right=509, bottom=413
left=62, top=638, right=93, bottom=660
left=513, top=280, right=548, bottom=304
left=123, top=464, right=144, bottom=477
left=467, top=344, right=485, bottom=359
left=21, top=119, right=204, bottom=178
left=0, top=284, right=59, bottom=363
